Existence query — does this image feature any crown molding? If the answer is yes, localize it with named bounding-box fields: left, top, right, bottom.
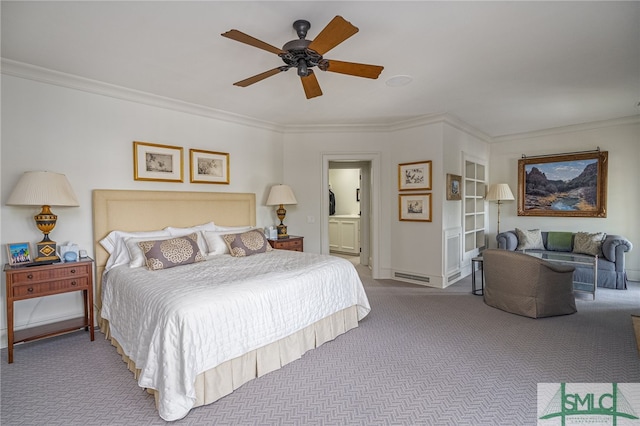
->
left=1, top=59, right=284, bottom=133
left=2, top=59, right=498, bottom=138
left=493, top=115, right=640, bottom=142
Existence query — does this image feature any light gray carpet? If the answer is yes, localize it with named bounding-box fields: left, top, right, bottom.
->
left=2, top=264, right=639, bottom=425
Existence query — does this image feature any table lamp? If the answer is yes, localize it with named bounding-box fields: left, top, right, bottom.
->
left=6, top=171, right=79, bottom=263
left=485, top=183, right=514, bottom=235
left=266, top=184, right=297, bottom=239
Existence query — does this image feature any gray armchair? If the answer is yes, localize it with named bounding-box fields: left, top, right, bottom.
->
left=482, top=249, right=577, bottom=319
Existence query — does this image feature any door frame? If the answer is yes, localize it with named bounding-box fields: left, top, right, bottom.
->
left=322, top=152, right=380, bottom=278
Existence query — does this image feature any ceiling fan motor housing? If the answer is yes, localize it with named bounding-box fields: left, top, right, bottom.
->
left=281, top=38, right=325, bottom=76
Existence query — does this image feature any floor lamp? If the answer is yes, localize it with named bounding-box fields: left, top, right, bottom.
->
left=485, top=183, right=514, bottom=235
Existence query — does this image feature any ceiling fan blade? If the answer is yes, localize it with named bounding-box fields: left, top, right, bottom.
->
left=221, top=29, right=286, bottom=55
left=324, top=60, right=384, bottom=79
left=300, top=71, right=323, bottom=99
left=307, top=16, right=358, bottom=56
left=233, top=67, right=285, bottom=87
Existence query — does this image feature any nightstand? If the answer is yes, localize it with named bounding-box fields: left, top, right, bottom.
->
left=268, top=235, right=304, bottom=252
left=4, top=258, right=95, bottom=363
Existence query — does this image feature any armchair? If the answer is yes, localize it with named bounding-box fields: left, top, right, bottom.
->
left=482, top=249, right=577, bottom=319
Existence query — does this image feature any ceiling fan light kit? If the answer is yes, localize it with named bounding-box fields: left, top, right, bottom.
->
left=221, top=16, right=384, bottom=99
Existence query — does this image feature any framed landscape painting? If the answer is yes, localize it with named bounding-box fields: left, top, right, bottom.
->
left=518, top=151, right=608, bottom=217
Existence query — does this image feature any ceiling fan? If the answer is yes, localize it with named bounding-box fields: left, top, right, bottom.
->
left=221, top=16, right=384, bottom=99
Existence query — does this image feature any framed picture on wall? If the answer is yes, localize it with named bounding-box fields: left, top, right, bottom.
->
left=399, top=193, right=432, bottom=222
left=398, top=161, right=432, bottom=191
left=133, top=141, right=184, bottom=182
left=518, top=150, right=608, bottom=217
left=446, top=174, right=462, bottom=200
left=190, top=149, right=230, bottom=184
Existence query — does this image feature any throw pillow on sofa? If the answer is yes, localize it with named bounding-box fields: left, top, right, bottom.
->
left=515, top=228, right=545, bottom=250
left=573, top=232, right=606, bottom=256
left=546, top=231, right=573, bottom=252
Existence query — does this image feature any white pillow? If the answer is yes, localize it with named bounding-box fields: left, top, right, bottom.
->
left=102, top=229, right=171, bottom=272
left=214, top=225, right=254, bottom=231
left=203, top=227, right=254, bottom=255
left=165, top=222, right=216, bottom=236
left=100, top=229, right=170, bottom=254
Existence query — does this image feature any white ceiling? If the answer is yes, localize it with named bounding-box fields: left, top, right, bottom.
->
left=2, top=1, right=639, bottom=137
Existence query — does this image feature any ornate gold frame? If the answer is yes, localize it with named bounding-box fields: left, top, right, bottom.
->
left=518, top=151, right=608, bottom=217
left=398, top=160, right=432, bottom=191
left=189, top=149, right=230, bottom=184
left=399, top=193, right=432, bottom=222
left=133, top=141, right=183, bottom=182
left=446, top=174, right=462, bottom=200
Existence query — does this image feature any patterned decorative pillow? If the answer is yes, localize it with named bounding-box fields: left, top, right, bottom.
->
left=515, top=228, right=545, bottom=250
left=138, top=233, right=206, bottom=270
left=203, top=227, right=254, bottom=255
left=222, top=230, right=273, bottom=257
left=573, top=232, right=606, bottom=256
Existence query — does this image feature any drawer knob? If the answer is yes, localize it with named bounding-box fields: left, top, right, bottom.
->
left=27, top=287, right=34, bottom=293
left=71, top=281, right=77, bottom=286
left=70, top=269, right=76, bottom=274
left=27, top=274, right=33, bottom=279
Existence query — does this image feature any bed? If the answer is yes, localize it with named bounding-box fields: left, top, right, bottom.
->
left=92, top=190, right=371, bottom=421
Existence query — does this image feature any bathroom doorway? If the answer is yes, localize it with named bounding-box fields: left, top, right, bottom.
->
left=322, top=152, right=380, bottom=278
left=328, top=160, right=372, bottom=268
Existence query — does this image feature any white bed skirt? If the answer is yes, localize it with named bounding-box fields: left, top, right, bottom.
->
left=99, top=305, right=359, bottom=416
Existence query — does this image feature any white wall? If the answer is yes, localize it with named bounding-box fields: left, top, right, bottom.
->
left=329, top=168, right=360, bottom=216
left=489, top=119, right=640, bottom=280
left=282, top=130, right=391, bottom=272
left=1, top=75, right=285, bottom=343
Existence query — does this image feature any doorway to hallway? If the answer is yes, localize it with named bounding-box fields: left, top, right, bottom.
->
left=322, top=153, right=380, bottom=277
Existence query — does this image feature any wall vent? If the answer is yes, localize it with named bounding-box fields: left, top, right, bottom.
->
left=448, top=272, right=461, bottom=282
left=394, top=272, right=430, bottom=283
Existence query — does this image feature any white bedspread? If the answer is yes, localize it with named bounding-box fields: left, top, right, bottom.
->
left=101, top=250, right=370, bottom=421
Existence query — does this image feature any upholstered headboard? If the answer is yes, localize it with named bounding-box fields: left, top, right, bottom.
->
left=92, top=189, right=256, bottom=315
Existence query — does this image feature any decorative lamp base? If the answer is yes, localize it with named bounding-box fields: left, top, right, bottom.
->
left=277, top=224, right=289, bottom=239
left=35, top=240, right=60, bottom=263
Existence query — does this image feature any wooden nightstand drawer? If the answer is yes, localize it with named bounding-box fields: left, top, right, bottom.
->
left=268, top=236, right=304, bottom=252
left=12, top=277, right=89, bottom=297
left=10, top=263, right=90, bottom=283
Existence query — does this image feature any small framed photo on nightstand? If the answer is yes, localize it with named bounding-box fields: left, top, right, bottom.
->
left=7, top=242, right=32, bottom=266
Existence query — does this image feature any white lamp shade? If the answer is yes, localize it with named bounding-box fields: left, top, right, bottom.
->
left=7, top=171, right=79, bottom=207
left=266, top=184, right=297, bottom=206
left=485, top=183, right=514, bottom=201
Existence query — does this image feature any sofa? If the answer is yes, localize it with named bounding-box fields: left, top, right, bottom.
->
left=483, top=249, right=577, bottom=318
left=496, top=229, right=633, bottom=290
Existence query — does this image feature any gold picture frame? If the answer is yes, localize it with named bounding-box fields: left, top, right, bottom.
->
left=189, top=149, right=230, bottom=184
left=399, top=193, right=432, bottom=222
left=133, top=141, right=183, bottom=182
left=446, top=174, right=462, bottom=200
left=398, top=161, right=432, bottom=191
left=518, top=150, right=608, bottom=217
